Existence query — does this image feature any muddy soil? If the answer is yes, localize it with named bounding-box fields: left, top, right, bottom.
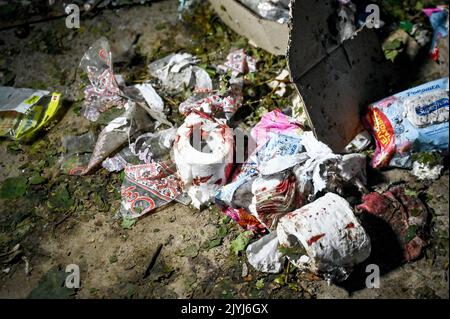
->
left=0, top=0, right=448, bottom=299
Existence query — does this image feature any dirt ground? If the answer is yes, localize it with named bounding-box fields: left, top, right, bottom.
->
left=0, top=0, right=448, bottom=299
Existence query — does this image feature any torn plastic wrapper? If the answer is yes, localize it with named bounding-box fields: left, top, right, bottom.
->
left=65, top=102, right=154, bottom=175
left=0, top=87, right=62, bottom=142
left=249, top=171, right=299, bottom=228
left=102, top=127, right=177, bottom=173
left=80, top=37, right=126, bottom=122
left=179, top=49, right=256, bottom=119
left=111, top=127, right=189, bottom=219
left=218, top=48, right=257, bottom=78
left=120, top=160, right=186, bottom=219
left=343, top=130, right=372, bottom=153
left=357, top=186, right=430, bottom=262
left=292, top=133, right=368, bottom=195
left=423, top=6, right=449, bottom=61
left=277, top=193, right=371, bottom=282
left=134, top=83, right=165, bottom=118
left=173, top=111, right=234, bottom=209
left=251, top=108, right=302, bottom=148
left=364, top=77, right=449, bottom=168
left=148, top=53, right=213, bottom=95
left=215, top=110, right=304, bottom=231
left=60, top=131, right=97, bottom=175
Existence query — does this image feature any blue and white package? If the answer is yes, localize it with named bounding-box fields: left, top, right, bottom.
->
left=365, top=77, right=449, bottom=168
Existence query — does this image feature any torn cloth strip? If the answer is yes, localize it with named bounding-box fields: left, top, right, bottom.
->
left=357, top=186, right=430, bottom=262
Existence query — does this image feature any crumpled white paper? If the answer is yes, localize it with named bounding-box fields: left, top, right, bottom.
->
left=148, top=53, right=213, bottom=94
left=246, top=232, right=283, bottom=273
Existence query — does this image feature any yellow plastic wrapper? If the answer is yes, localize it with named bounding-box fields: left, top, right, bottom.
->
left=0, top=86, right=62, bottom=141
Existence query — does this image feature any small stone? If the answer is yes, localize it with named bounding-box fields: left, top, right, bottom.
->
left=241, top=263, right=248, bottom=277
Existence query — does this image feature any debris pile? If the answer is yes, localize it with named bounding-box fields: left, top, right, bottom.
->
left=1, top=0, right=449, bottom=289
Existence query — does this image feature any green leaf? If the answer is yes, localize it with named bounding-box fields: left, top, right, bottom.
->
left=109, top=255, right=118, bottom=264
left=384, top=49, right=399, bottom=62
left=405, top=225, right=419, bottom=243
left=404, top=189, right=418, bottom=197
left=7, top=142, right=22, bottom=154
left=255, top=278, right=264, bottom=290
left=48, top=183, right=73, bottom=209
left=414, top=1, right=424, bottom=12
left=119, top=171, right=126, bottom=182
left=274, top=274, right=287, bottom=285
left=121, top=217, right=136, bottom=230
left=177, top=244, right=199, bottom=258
left=399, top=21, right=413, bottom=34
left=27, top=267, right=75, bottom=299
left=383, top=39, right=403, bottom=50
left=230, top=231, right=253, bottom=255
left=0, top=177, right=28, bottom=199
left=218, top=225, right=228, bottom=238
left=208, top=238, right=222, bottom=249
left=29, top=174, right=46, bottom=185
left=288, top=282, right=300, bottom=292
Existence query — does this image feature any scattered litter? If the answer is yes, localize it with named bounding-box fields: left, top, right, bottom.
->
left=0, top=86, right=62, bottom=141
left=364, top=77, right=449, bottom=168
left=117, top=127, right=188, bottom=219
left=103, top=127, right=177, bottom=172
left=120, top=159, right=185, bottom=219
left=135, top=82, right=167, bottom=122
left=178, top=0, right=201, bottom=17
left=179, top=49, right=256, bottom=119
left=216, top=110, right=368, bottom=232
left=337, top=0, right=357, bottom=42
left=65, top=102, right=154, bottom=175
left=81, top=38, right=171, bottom=125
left=241, top=262, right=249, bottom=277
left=357, top=186, right=430, bottom=262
